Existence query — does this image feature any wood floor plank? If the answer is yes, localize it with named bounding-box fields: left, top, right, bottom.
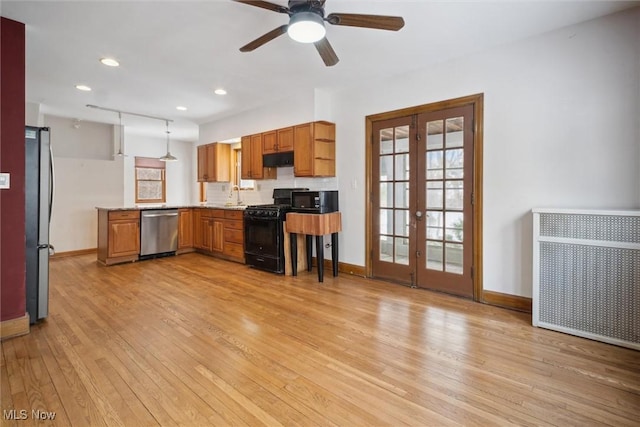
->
left=2, top=253, right=639, bottom=426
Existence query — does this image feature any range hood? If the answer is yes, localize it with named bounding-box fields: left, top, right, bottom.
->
left=263, top=151, right=294, bottom=167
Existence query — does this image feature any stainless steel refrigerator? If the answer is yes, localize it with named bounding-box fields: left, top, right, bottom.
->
left=25, top=126, right=55, bottom=324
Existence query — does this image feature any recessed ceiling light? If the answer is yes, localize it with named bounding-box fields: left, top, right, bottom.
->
left=214, top=88, right=227, bottom=95
left=100, top=57, right=120, bottom=67
left=176, top=106, right=187, bottom=111
left=75, top=84, right=92, bottom=91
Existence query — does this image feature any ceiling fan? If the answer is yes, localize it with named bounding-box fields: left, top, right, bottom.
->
left=233, top=0, right=405, bottom=66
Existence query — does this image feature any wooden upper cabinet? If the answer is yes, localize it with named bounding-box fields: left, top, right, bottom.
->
left=263, top=127, right=294, bottom=154
left=294, top=121, right=336, bottom=177
left=198, top=143, right=231, bottom=182
left=241, top=133, right=276, bottom=180
left=262, top=130, right=278, bottom=154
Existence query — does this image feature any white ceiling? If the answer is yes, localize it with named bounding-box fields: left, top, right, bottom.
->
left=2, top=0, right=637, bottom=142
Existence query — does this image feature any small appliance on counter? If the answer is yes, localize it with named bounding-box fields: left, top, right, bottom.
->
left=291, top=190, right=339, bottom=214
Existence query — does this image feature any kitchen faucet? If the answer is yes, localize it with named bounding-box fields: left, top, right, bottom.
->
left=231, top=185, right=243, bottom=205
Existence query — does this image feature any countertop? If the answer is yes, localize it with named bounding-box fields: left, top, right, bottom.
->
left=95, top=204, right=248, bottom=211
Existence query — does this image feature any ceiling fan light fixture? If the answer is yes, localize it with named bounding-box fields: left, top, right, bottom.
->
left=288, top=12, right=326, bottom=43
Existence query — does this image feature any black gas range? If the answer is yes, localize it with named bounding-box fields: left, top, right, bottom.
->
left=243, top=188, right=307, bottom=274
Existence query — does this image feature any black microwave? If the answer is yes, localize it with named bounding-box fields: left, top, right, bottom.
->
left=291, top=190, right=339, bottom=214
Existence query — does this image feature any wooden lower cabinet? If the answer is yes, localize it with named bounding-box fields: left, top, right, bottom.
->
left=177, top=208, right=194, bottom=253
left=97, top=210, right=140, bottom=266
left=222, top=210, right=245, bottom=263
left=193, top=208, right=244, bottom=262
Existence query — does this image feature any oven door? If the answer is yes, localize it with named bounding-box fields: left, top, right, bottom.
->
left=244, top=216, right=284, bottom=273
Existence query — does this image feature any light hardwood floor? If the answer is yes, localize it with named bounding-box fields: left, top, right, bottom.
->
left=2, top=253, right=639, bottom=426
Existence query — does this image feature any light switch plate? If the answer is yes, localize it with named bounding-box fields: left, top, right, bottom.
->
left=0, top=173, right=10, bottom=189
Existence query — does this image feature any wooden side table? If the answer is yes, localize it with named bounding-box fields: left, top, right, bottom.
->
left=285, top=212, right=342, bottom=282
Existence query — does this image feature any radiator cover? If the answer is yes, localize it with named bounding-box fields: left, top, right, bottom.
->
left=532, top=209, right=640, bottom=350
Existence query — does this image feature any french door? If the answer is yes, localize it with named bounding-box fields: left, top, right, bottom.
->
left=370, top=100, right=479, bottom=298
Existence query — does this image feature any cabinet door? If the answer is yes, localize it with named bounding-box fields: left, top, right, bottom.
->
left=211, top=143, right=231, bottom=182
left=277, top=127, right=294, bottom=152
left=193, top=210, right=205, bottom=249
left=241, top=136, right=252, bottom=179
left=294, top=123, right=313, bottom=176
left=250, top=134, right=264, bottom=179
left=262, top=130, right=277, bottom=154
left=201, top=217, right=213, bottom=251
left=178, top=209, right=193, bottom=249
left=197, top=145, right=209, bottom=182
left=108, top=220, right=140, bottom=257
left=212, top=219, right=224, bottom=253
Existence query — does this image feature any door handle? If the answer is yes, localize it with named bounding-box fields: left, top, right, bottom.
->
left=415, top=211, right=423, bottom=220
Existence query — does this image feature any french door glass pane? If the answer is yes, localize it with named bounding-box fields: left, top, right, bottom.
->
left=445, top=212, right=464, bottom=242
left=426, top=241, right=443, bottom=270
left=445, top=117, right=464, bottom=148
left=380, top=155, right=393, bottom=180
left=426, top=211, right=443, bottom=240
left=395, top=154, right=409, bottom=180
left=379, top=235, right=393, bottom=262
left=426, top=181, right=443, bottom=209
left=396, top=125, right=410, bottom=152
left=445, top=180, right=463, bottom=210
left=445, top=243, right=463, bottom=274
left=395, top=237, right=409, bottom=265
left=445, top=149, right=464, bottom=179
left=380, top=209, right=393, bottom=235
left=427, top=120, right=444, bottom=149
left=426, top=151, right=443, bottom=179
left=395, top=210, right=409, bottom=237
left=380, top=183, right=393, bottom=207
left=395, top=182, right=409, bottom=208
left=380, top=128, right=394, bottom=154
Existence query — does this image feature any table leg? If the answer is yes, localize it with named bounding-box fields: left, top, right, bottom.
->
left=316, top=236, right=324, bottom=282
left=290, top=232, right=297, bottom=276
left=332, top=232, right=339, bottom=277
left=306, top=235, right=313, bottom=272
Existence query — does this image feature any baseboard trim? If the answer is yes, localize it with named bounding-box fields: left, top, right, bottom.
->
left=51, top=248, right=97, bottom=259
left=1, top=313, right=30, bottom=340
left=483, top=290, right=532, bottom=313
left=311, top=258, right=367, bottom=277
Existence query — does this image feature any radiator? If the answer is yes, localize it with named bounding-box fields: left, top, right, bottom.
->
left=532, top=209, right=640, bottom=350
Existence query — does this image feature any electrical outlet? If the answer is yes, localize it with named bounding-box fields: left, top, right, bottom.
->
left=0, top=173, right=10, bottom=189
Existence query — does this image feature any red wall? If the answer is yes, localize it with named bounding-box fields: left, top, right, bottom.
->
left=0, top=17, right=26, bottom=321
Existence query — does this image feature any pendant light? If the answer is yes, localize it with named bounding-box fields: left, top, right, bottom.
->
left=159, top=120, right=177, bottom=162
left=114, top=112, right=127, bottom=157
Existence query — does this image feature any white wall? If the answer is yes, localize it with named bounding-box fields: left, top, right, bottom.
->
left=44, top=115, right=123, bottom=252
left=44, top=115, right=193, bottom=252
left=121, top=133, right=193, bottom=206
left=332, top=8, right=640, bottom=297
left=200, top=8, right=640, bottom=298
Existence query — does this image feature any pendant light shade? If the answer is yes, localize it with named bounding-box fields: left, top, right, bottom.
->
left=159, top=120, right=177, bottom=162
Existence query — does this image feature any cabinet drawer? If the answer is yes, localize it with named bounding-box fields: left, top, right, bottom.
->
left=224, top=228, right=244, bottom=244
left=225, top=219, right=244, bottom=230
left=108, top=210, right=140, bottom=221
left=211, top=209, right=225, bottom=218
left=224, top=210, right=244, bottom=220
left=223, top=242, right=244, bottom=259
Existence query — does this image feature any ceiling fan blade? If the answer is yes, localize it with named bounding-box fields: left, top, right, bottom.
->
left=326, top=13, right=405, bottom=31
left=233, top=0, right=289, bottom=14
left=240, top=25, right=289, bottom=52
left=314, top=38, right=339, bottom=67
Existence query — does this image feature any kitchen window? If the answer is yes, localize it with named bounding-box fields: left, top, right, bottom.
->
left=135, top=157, right=166, bottom=203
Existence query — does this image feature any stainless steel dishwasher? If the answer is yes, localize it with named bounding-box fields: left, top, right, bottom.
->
left=140, top=209, right=179, bottom=258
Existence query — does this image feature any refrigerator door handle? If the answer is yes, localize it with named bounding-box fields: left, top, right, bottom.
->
left=49, top=145, right=54, bottom=223
left=38, top=243, right=55, bottom=255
